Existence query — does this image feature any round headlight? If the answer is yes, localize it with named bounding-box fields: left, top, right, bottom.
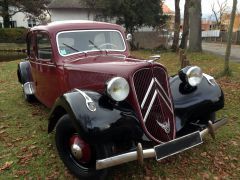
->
left=106, top=77, right=130, bottom=101
left=186, top=66, right=203, bottom=86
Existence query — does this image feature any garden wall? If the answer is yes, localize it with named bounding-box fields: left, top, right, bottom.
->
left=133, top=31, right=168, bottom=49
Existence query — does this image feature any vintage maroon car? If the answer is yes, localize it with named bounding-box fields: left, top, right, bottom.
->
left=17, top=20, right=227, bottom=179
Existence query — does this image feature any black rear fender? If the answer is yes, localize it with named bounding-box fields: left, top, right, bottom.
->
left=48, top=90, right=143, bottom=144
left=17, top=61, right=33, bottom=84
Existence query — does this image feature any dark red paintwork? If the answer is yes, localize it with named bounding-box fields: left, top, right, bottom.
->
left=27, top=21, right=144, bottom=107
left=27, top=20, right=175, bottom=143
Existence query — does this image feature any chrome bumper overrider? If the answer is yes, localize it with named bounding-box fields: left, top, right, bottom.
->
left=96, top=118, right=227, bottom=170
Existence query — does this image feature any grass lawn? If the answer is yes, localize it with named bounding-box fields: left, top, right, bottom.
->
left=0, top=51, right=239, bottom=179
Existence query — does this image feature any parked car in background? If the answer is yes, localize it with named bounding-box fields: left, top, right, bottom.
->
left=17, top=20, right=227, bottom=179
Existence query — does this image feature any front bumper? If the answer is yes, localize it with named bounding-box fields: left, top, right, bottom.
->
left=96, top=118, right=227, bottom=170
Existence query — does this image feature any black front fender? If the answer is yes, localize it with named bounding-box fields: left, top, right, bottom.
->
left=170, top=75, right=223, bottom=109
left=48, top=90, right=143, bottom=144
left=170, top=74, right=224, bottom=131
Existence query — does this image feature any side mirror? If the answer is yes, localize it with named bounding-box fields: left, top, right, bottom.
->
left=126, top=34, right=132, bottom=41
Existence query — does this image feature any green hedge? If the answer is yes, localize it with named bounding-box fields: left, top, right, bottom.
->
left=0, top=28, right=28, bottom=43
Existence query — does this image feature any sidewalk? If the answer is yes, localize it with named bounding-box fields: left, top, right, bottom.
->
left=202, top=42, right=240, bottom=62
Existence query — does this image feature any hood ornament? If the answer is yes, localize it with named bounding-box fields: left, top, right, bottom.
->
left=148, top=55, right=161, bottom=63
left=156, top=118, right=170, bottom=134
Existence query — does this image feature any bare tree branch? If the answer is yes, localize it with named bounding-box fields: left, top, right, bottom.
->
left=211, top=3, right=219, bottom=26
left=211, top=0, right=229, bottom=29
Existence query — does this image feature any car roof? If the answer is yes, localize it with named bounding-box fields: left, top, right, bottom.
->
left=30, top=20, right=124, bottom=34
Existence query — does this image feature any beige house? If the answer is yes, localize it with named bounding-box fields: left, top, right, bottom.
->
left=162, top=4, right=175, bottom=31
left=222, top=13, right=240, bottom=32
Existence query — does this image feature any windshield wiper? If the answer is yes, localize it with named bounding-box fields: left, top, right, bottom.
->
left=89, top=40, right=103, bottom=52
left=62, top=43, right=80, bottom=52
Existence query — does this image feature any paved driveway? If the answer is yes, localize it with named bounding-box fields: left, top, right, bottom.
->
left=202, top=42, right=240, bottom=62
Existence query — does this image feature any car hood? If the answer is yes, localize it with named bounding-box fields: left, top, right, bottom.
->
left=62, top=54, right=156, bottom=93
left=63, top=54, right=152, bottom=79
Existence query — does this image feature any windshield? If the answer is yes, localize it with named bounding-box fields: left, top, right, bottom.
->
left=57, top=30, right=126, bottom=56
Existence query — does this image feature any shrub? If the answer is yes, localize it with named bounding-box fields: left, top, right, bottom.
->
left=0, top=28, right=28, bottom=43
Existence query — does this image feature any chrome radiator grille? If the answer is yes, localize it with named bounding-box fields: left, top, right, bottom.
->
left=133, top=67, right=175, bottom=143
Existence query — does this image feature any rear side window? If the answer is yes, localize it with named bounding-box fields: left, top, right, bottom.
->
left=27, top=33, right=35, bottom=59
left=36, top=33, right=52, bottom=60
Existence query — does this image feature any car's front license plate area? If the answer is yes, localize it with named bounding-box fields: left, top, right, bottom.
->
left=154, top=131, right=202, bottom=161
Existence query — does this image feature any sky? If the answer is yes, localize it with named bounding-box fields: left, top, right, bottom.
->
left=164, top=0, right=237, bottom=18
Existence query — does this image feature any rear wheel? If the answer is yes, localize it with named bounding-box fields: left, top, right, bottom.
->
left=55, top=115, right=111, bottom=180
left=23, top=90, right=35, bottom=102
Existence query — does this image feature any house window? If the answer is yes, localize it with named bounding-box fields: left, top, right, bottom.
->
left=10, top=21, right=17, bottom=28
left=28, top=19, right=36, bottom=28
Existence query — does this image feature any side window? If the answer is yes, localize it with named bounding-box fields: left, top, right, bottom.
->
left=27, top=33, right=35, bottom=59
left=109, top=32, right=125, bottom=50
left=36, top=33, right=52, bottom=60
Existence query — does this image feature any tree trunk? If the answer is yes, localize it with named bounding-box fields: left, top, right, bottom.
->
left=128, top=27, right=137, bottom=50
left=188, top=0, right=202, bottom=52
left=224, top=0, right=237, bottom=74
left=2, top=0, right=10, bottom=28
left=171, top=0, right=180, bottom=51
left=179, top=0, right=190, bottom=49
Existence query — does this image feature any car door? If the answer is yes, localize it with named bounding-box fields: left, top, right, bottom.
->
left=33, top=31, right=61, bottom=107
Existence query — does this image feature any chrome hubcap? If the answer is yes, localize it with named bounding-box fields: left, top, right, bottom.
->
left=69, top=135, right=91, bottom=163
left=71, top=143, right=82, bottom=160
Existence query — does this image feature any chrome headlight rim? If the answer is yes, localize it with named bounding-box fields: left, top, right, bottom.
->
left=106, top=77, right=130, bottom=102
left=186, top=66, right=203, bottom=87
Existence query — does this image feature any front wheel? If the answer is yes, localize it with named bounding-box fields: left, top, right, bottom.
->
left=55, top=115, right=111, bottom=180
left=210, top=112, right=216, bottom=123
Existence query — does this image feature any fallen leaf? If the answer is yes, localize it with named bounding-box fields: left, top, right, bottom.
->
left=144, top=165, right=153, bottom=177
left=29, top=145, right=37, bottom=150
left=224, top=156, right=229, bottom=160
left=0, top=125, right=8, bottom=129
left=0, top=131, right=6, bottom=136
left=21, top=146, right=28, bottom=152
left=200, top=152, right=207, bottom=157
left=6, top=143, right=14, bottom=147
left=46, top=171, right=60, bottom=179
left=0, top=161, right=13, bottom=171
left=15, top=170, right=30, bottom=176
left=230, top=163, right=236, bottom=169
left=17, top=153, right=33, bottom=166
left=230, top=141, right=238, bottom=146
left=64, top=169, right=74, bottom=178
left=202, top=173, right=210, bottom=179
left=12, top=137, right=23, bottom=143
left=144, top=177, right=151, bottom=180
